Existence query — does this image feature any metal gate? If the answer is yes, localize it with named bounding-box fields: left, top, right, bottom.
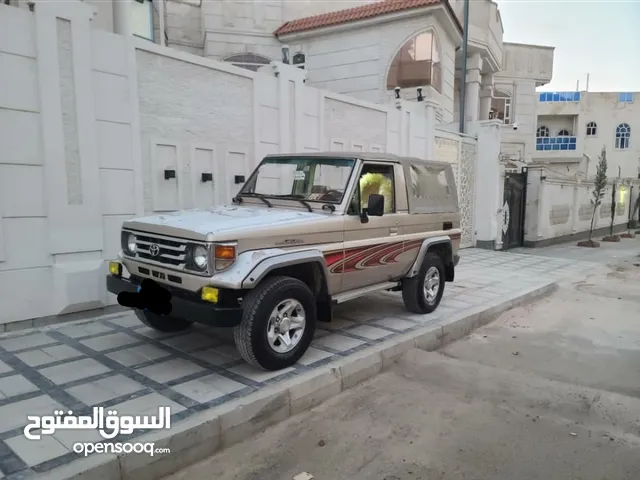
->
left=501, top=168, right=528, bottom=249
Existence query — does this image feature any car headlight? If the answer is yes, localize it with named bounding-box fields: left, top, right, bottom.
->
left=193, top=245, right=208, bottom=270
left=126, top=233, right=137, bottom=255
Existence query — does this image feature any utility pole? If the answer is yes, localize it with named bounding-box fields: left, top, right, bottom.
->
left=458, top=0, right=470, bottom=133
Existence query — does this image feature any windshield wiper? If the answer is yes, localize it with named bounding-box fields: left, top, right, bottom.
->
left=235, top=193, right=272, bottom=207
left=272, top=195, right=313, bottom=212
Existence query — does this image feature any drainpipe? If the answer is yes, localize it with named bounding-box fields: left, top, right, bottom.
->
left=458, top=0, right=470, bottom=134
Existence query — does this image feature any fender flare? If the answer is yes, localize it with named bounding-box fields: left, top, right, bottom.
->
left=241, top=249, right=331, bottom=290
left=405, top=236, right=453, bottom=278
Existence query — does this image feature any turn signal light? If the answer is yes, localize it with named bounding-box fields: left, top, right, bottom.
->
left=109, top=261, right=122, bottom=276
left=214, top=245, right=236, bottom=259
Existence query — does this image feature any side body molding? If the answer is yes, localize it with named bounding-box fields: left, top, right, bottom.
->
left=241, top=249, right=331, bottom=290
left=405, top=235, right=453, bottom=278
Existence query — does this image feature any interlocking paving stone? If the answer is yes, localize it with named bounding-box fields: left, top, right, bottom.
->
left=171, top=373, right=246, bottom=403
left=79, top=332, right=141, bottom=352
left=0, top=360, right=12, bottom=375
left=0, top=247, right=612, bottom=477
left=0, top=375, right=37, bottom=399
left=346, top=325, right=393, bottom=340
left=5, top=435, right=69, bottom=467
left=57, top=322, right=113, bottom=339
left=226, top=364, right=295, bottom=383
left=15, top=345, right=84, bottom=368
left=371, top=317, right=417, bottom=331
left=298, top=347, right=335, bottom=366
left=38, top=358, right=110, bottom=385
left=66, top=374, right=145, bottom=406
left=0, top=333, right=57, bottom=352
left=106, top=344, right=172, bottom=367
left=313, top=333, right=366, bottom=352
left=136, top=358, right=206, bottom=384
left=0, top=395, right=62, bottom=433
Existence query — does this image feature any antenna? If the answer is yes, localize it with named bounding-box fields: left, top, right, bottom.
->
left=586, top=73, right=590, bottom=92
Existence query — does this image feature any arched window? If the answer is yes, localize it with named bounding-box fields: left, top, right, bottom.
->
left=386, top=30, right=441, bottom=93
left=558, top=129, right=571, bottom=136
left=490, top=89, right=512, bottom=124
left=615, top=123, right=631, bottom=149
left=292, top=52, right=306, bottom=70
left=536, top=126, right=549, bottom=137
left=586, top=122, right=597, bottom=136
left=223, top=53, right=271, bottom=72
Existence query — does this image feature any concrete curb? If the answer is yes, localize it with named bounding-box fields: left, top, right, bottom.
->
left=39, top=280, right=557, bottom=480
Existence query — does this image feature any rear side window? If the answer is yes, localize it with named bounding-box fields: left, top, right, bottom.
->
left=409, top=164, right=457, bottom=213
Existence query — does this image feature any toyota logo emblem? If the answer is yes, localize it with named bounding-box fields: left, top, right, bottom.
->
left=149, top=244, right=160, bottom=257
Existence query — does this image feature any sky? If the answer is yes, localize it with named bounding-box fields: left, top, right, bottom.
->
left=495, top=0, right=640, bottom=92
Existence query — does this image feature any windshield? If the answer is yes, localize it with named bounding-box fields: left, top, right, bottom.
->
left=240, top=156, right=356, bottom=204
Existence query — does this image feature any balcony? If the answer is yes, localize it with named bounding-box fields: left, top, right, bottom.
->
left=536, top=136, right=577, bottom=151
left=539, top=92, right=581, bottom=102
left=537, top=91, right=582, bottom=115
left=534, top=135, right=583, bottom=162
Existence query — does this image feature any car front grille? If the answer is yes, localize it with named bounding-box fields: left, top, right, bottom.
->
left=135, top=233, right=188, bottom=269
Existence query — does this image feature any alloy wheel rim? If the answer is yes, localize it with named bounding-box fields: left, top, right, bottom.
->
left=423, top=266, right=440, bottom=303
left=266, top=299, right=306, bottom=353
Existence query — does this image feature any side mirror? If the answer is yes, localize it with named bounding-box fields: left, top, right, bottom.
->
left=366, top=194, right=384, bottom=217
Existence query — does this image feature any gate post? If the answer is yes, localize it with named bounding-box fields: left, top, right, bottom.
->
left=468, top=120, right=503, bottom=249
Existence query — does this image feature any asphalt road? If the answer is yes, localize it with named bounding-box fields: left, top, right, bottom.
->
left=166, top=255, right=640, bottom=480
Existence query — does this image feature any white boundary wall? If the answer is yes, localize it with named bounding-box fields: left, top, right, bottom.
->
left=0, top=2, right=484, bottom=325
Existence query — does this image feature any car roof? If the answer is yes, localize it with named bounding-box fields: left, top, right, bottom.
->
left=263, top=152, right=452, bottom=169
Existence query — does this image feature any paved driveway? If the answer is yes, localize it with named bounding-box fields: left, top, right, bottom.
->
left=0, top=248, right=602, bottom=478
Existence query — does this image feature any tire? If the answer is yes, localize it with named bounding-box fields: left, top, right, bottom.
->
left=135, top=310, right=193, bottom=332
left=234, top=276, right=316, bottom=371
left=402, top=252, right=446, bottom=314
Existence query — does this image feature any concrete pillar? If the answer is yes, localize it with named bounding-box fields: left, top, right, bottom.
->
left=464, top=53, right=482, bottom=123
left=468, top=119, right=503, bottom=249
left=113, top=0, right=133, bottom=36
left=479, top=73, right=494, bottom=120
left=424, top=99, right=438, bottom=160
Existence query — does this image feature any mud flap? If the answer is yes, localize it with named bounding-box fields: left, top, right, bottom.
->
left=317, top=300, right=333, bottom=323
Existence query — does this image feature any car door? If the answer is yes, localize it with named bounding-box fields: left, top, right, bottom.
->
left=341, top=161, right=406, bottom=291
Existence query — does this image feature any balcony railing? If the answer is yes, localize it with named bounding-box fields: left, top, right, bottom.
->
left=538, top=91, right=581, bottom=102
left=536, top=136, right=577, bottom=151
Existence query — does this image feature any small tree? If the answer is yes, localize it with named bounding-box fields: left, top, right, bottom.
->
left=588, top=147, right=608, bottom=241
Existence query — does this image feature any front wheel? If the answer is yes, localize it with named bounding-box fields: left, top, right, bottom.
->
left=402, top=252, right=446, bottom=314
left=135, top=310, right=193, bottom=332
left=234, top=276, right=316, bottom=371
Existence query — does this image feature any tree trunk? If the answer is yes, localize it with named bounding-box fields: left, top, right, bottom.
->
left=589, top=205, right=597, bottom=241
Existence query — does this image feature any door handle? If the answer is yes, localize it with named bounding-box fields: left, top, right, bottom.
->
left=389, top=227, right=398, bottom=236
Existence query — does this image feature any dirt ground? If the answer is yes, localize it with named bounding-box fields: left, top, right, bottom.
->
left=165, top=255, right=640, bottom=480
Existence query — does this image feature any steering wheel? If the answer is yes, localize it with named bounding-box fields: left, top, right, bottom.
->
left=318, top=190, right=342, bottom=202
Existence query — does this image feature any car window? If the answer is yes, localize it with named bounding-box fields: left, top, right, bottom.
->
left=409, top=163, right=456, bottom=213
left=348, top=164, right=395, bottom=214
left=242, top=157, right=356, bottom=204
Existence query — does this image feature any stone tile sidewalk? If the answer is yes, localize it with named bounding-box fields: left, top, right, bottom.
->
left=0, top=248, right=600, bottom=479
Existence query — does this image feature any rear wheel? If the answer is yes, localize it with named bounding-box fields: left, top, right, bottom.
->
left=402, top=252, right=445, bottom=314
left=135, top=310, right=193, bottom=332
left=234, top=276, right=316, bottom=371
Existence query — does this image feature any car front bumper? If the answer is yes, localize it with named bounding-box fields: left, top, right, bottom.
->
left=106, top=275, right=243, bottom=327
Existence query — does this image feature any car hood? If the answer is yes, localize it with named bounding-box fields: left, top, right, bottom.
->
left=123, top=206, right=327, bottom=238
